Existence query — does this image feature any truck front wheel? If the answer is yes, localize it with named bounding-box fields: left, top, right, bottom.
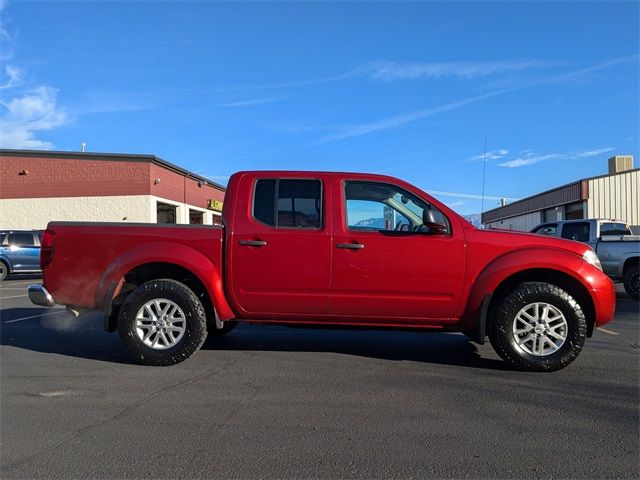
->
left=623, top=265, right=639, bottom=300
left=118, top=279, right=208, bottom=366
left=488, top=282, right=587, bottom=372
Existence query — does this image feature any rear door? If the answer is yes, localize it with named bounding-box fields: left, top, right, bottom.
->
left=227, top=176, right=332, bottom=318
left=330, top=179, right=466, bottom=323
left=5, top=232, right=40, bottom=272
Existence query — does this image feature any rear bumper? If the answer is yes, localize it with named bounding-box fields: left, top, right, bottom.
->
left=28, top=284, right=55, bottom=307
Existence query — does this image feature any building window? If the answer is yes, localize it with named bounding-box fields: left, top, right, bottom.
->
left=564, top=201, right=584, bottom=220
left=212, top=215, right=222, bottom=226
left=543, top=207, right=557, bottom=223
left=157, top=202, right=176, bottom=224
left=189, top=209, right=203, bottom=225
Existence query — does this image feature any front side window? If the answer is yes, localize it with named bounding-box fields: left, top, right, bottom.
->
left=561, top=223, right=590, bottom=242
left=344, top=181, right=450, bottom=234
left=532, top=224, right=558, bottom=236
left=253, top=179, right=322, bottom=229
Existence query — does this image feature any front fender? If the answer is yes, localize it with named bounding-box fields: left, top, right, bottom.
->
left=95, top=241, right=235, bottom=321
left=462, top=247, right=598, bottom=327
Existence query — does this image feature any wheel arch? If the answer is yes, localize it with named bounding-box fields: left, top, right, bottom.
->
left=105, top=262, right=218, bottom=332
left=486, top=268, right=596, bottom=338
left=463, top=248, right=599, bottom=342
left=622, top=255, right=639, bottom=276
left=0, top=255, right=12, bottom=273
left=97, top=242, right=235, bottom=332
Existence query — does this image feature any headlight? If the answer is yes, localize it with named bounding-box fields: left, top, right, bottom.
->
left=583, top=249, right=602, bottom=271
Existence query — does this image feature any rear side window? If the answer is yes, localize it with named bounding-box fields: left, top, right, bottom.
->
left=561, top=223, right=590, bottom=242
left=600, top=223, right=631, bottom=236
left=8, top=233, right=35, bottom=246
left=253, top=179, right=322, bottom=229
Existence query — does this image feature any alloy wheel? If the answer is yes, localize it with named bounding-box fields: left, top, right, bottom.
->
left=135, top=298, right=186, bottom=350
left=512, top=302, right=568, bottom=356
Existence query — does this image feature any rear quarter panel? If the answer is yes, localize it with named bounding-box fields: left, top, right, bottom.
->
left=43, top=223, right=227, bottom=315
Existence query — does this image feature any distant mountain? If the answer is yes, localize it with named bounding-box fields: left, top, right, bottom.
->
left=463, top=214, right=482, bottom=228
left=354, top=217, right=385, bottom=228
left=355, top=214, right=483, bottom=229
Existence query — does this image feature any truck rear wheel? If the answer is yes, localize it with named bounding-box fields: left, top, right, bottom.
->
left=623, top=265, right=639, bottom=300
left=488, top=282, right=587, bottom=372
left=118, top=279, right=207, bottom=366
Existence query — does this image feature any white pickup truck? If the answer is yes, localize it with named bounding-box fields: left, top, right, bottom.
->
left=531, top=219, right=639, bottom=300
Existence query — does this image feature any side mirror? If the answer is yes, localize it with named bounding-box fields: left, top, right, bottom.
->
left=422, top=207, right=447, bottom=234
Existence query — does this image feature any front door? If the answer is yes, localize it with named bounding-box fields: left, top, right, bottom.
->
left=228, top=177, right=332, bottom=318
left=330, top=180, right=465, bottom=323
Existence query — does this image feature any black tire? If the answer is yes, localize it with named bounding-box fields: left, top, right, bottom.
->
left=207, top=320, right=239, bottom=338
left=0, top=261, right=8, bottom=282
left=623, top=265, right=639, bottom=301
left=118, top=279, right=208, bottom=366
left=488, top=282, right=587, bottom=372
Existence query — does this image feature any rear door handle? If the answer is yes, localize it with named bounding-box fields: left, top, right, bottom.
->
left=336, top=243, right=364, bottom=250
left=239, top=240, right=267, bottom=247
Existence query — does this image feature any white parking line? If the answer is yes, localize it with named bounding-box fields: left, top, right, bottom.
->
left=4, top=310, right=65, bottom=324
left=0, top=294, right=28, bottom=299
left=597, top=327, right=620, bottom=336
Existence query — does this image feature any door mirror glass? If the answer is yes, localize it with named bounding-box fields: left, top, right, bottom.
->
left=422, top=207, right=448, bottom=234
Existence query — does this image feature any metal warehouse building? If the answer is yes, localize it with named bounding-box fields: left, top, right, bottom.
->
left=0, top=149, right=226, bottom=230
left=482, top=155, right=639, bottom=231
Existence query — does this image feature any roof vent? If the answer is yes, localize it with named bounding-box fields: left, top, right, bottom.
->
left=608, top=155, right=634, bottom=174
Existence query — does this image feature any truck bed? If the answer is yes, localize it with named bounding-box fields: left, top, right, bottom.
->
left=42, top=222, right=224, bottom=309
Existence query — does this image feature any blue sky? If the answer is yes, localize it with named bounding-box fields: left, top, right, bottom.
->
left=0, top=1, right=638, bottom=215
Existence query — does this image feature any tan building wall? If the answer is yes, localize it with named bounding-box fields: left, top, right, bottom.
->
left=0, top=195, right=221, bottom=230
left=485, top=211, right=542, bottom=231
left=586, top=169, right=640, bottom=225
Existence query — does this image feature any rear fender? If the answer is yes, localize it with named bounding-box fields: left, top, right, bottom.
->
left=618, top=254, right=639, bottom=278
left=95, top=241, right=235, bottom=321
left=0, top=254, right=12, bottom=272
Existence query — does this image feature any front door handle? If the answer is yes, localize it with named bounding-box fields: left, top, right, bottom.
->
left=336, top=243, right=364, bottom=250
left=239, top=240, right=267, bottom=247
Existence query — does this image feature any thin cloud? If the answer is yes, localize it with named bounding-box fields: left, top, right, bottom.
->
left=0, top=2, right=69, bottom=149
left=315, top=88, right=515, bottom=144
left=214, top=96, right=290, bottom=108
left=426, top=189, right=519, bottom=201
left=210, top=71, right=357, bottom=93
left=466, top=149, right=509, bottom=162
left=314, top=55, right=637, bottom=144
left=0, top=64, right=21, bottom=89
left=368, top=59, right=557, bottom=81
left=0, top=86, right=68, bottom=149
left=498, top=147, right=616, bottom=168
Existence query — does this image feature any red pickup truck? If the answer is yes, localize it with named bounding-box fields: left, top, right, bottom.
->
left=28, top=171, right=616, bottom=371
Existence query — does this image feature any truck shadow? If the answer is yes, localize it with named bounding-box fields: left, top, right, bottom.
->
left=0, top=307, right=507, bottom=369
left=203, top=324, right=508, bottom=370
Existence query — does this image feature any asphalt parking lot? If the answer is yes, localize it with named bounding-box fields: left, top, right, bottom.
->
left=1, top=276, right=638, bottom=479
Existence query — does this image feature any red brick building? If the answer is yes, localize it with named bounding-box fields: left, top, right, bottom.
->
left=0, top=149, right=226, bottom=229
